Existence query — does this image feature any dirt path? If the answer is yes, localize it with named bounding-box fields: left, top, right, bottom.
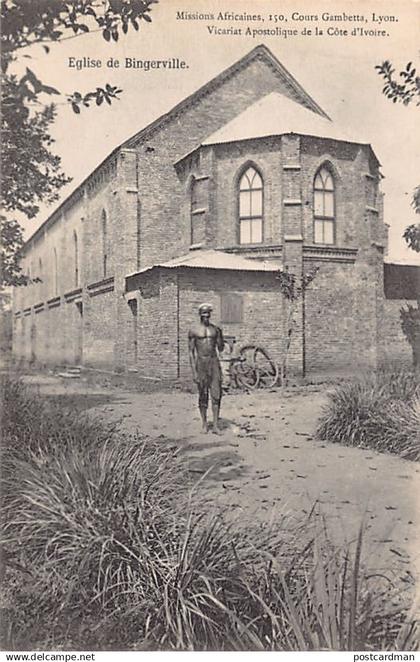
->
left=24, top=374, right=420, bottom=585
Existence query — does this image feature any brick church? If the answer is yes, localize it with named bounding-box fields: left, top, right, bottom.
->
left=12, top=45, right=419, bottom=380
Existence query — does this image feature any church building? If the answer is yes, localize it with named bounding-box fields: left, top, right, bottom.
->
left=12, top=45, right=418, bottom=380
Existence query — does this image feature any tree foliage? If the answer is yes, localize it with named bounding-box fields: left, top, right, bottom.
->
left=1, top=0, right=157, bottom=286
left=376, top=60, right=420, bottom=255
left=376, top=60, right=420, bottom=369
left=400, top=305, right=420, bottom=368
left=375, top=60, right=420, bottom=107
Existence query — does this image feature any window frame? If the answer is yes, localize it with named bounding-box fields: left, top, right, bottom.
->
left=190, top=177, right=206, bottom=246
left=73, top=230, right=79, bottom=287
left=53, top=247, right=58, bottom=296
left=220, top=293, right=243, bottom=324
left=313, top=165, right=336, bottom=246
left=101, top=210, right=108, bottom=278
left=237, top=165, right=264, bottom=246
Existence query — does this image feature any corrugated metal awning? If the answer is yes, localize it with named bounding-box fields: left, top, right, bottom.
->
left=125, top=249, right=281, bottom=291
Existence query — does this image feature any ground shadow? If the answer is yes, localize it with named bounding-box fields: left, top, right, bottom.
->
left=42, top=393, right=115, bottom=412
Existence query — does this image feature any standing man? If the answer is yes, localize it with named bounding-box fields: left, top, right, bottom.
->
left=188, top=303, right=224, bottom=434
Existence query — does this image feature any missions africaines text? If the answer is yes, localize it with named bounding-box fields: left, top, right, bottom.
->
left=176, top=10, right=393, bottom=23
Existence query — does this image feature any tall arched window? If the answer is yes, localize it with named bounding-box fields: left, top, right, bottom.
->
left=314, top=166, right=335, bottom=244
left=238, top=166, right=263, bottom=244
left=38, top=258, right=43, bottom=297
left=101, top=210, right=107, bottom=278
left=190, top=177, right=206, bottom=245
left=53, top=248, right=58, bottom=295
left=73, top=231, right=79, bottom=287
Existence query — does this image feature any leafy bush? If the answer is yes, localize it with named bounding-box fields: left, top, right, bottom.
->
left=400, top=304, right=420, bottom=368
left=1, top=378, right=417, bottom=650
left=316, top=370, right=420, bottom=460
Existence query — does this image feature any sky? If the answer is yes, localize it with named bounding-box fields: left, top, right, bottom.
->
left=13, top=0, right=420, bottom=264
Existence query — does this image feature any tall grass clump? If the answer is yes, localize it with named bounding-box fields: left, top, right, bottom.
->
left=317, top=369, right=420, bottom=460
left=1, top=377, right=417, bottom=650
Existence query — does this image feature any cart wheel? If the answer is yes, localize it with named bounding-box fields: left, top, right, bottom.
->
left=253, top=346, right=279, bottom=388
left=238, top=344, right=257, bottom=365
left=231, top=358, right=259, bottom=390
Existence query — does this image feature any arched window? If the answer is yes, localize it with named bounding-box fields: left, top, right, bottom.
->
left=38, top=258, right=43, bottom=297
left=101, top=210, right=107, bottom=278
left=190, top=177, right=206, bottom=245
left=53, top=248, right=58, bottom=295
left=314, top=166, right=335, bottom=245
left=73, top=231, right=79, bottom=287
left=238, top=166, right=263, bottom=244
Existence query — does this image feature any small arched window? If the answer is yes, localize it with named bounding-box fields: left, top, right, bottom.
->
left=238, top=166, right=263, bottom=245
left=190, top=177, right=206, bottom=245
left=73, top=231, right=79, bottom=287
left=101, top=210, right=107, bottom=278
left=38, top=258, right=43, bottom=296
left=314, top=167, right=335, bottom=245
left=53, top=248, right=58, bottom=295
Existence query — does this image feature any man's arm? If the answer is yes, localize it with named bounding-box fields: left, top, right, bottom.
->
left=216, top=326, right=224, bottom=353
left=188, top=330, right=198, bottom=382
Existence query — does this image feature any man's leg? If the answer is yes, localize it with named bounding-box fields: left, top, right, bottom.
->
left=198, top=384, right=209, bottom=433
left=211, top=398, right=221, bottom=434
left=210, top=360, right=222, bottom=434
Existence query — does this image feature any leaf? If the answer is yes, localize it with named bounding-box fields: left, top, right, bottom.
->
left=103, top=29, right=111, bottom=41
left=40, top=83, right=60, bottom=95
left=71, top=103, right=81, bottom=114
left=142, top=13, right=152, bottom=22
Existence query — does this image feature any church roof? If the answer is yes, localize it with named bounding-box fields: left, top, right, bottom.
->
left=125, top=249, right=280, bottom=288
left=135, top=249, right=280, bottom=273
left=202, top=91, right=361, bottom=147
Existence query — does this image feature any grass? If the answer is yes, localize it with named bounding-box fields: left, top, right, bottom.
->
left=316, top=369, right=420, bottom=461
left=0, top=377, right=418, bottom=650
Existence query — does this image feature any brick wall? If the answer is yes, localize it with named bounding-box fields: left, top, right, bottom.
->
left=304, top=259, right=360, bottom=375
left=178, top=268, right=283, bottom=380
left=136, top=270, right=179, bottom=380
left=83, top=288, right=116, bottom=368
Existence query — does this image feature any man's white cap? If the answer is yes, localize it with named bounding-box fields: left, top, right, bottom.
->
left=198, top=303, right=213, bottom=314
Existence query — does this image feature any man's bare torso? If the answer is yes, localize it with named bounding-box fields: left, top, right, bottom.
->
left=189, top=323, right=221, bottom=359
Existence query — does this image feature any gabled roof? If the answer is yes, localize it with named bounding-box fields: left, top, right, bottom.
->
left=24, top=45, right=328, bottom=251
left=175, top=91, right=377, bottom=166
left=203, top=91, right=360, bottom=146
left=123, top=44, right=330, bottom=151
